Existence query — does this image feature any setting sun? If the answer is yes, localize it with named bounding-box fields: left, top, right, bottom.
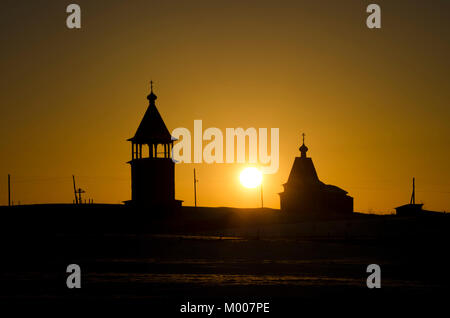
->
left=240, top=167, right=263, bottom=188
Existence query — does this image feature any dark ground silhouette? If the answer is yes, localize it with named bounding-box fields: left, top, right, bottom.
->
left=0, top=204, right=449, bottom=313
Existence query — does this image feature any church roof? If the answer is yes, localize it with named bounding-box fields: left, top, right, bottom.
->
left=286, top=157, right=319, bottom=185
left=283, top=135, right=349, bottom=194
left=128, top=83, right=172, bottom=144
left=323, top=184, right=348, bottom=194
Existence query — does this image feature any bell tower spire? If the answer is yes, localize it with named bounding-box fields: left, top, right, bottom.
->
left=299, top=133, right=308, bottom=158
left=147, top=80, right=157, bottom=104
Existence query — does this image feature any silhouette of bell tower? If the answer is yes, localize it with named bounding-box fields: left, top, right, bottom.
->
left=127, top=82, right=180, bottom=207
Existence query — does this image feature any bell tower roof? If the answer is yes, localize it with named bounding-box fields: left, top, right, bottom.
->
left=128, top=81, right=172, bottom=144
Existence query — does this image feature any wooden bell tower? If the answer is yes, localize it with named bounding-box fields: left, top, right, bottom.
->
left=127, top=82, right=180, bottom=207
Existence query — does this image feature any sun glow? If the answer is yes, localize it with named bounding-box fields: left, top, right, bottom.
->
left=240, top=167, right=263, bottom=188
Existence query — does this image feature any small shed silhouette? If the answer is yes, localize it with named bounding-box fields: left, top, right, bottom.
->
left=395, top=178, right=423, bottom=216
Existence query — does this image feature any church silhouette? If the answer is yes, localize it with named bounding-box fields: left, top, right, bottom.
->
left=279, top=134, right=353, bottom=216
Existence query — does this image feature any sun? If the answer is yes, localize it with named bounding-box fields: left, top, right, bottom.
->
left=240, top=167, right=263, bottom=188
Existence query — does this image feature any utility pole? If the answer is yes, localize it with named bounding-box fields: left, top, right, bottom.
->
left=194, top=168, right=198, bottom=208
left=260, top=182, right=263, bottom=209
left=73, top=175, right=78, bottom=204
left=77, top=188, right=85, bottom=205
left=8, top=174, right=11, bottom=207
left=410, top=177, right=415, bottom=204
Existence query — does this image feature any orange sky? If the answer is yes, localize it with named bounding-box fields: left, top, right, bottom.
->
left=0, top=0, right=449, bottom=213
